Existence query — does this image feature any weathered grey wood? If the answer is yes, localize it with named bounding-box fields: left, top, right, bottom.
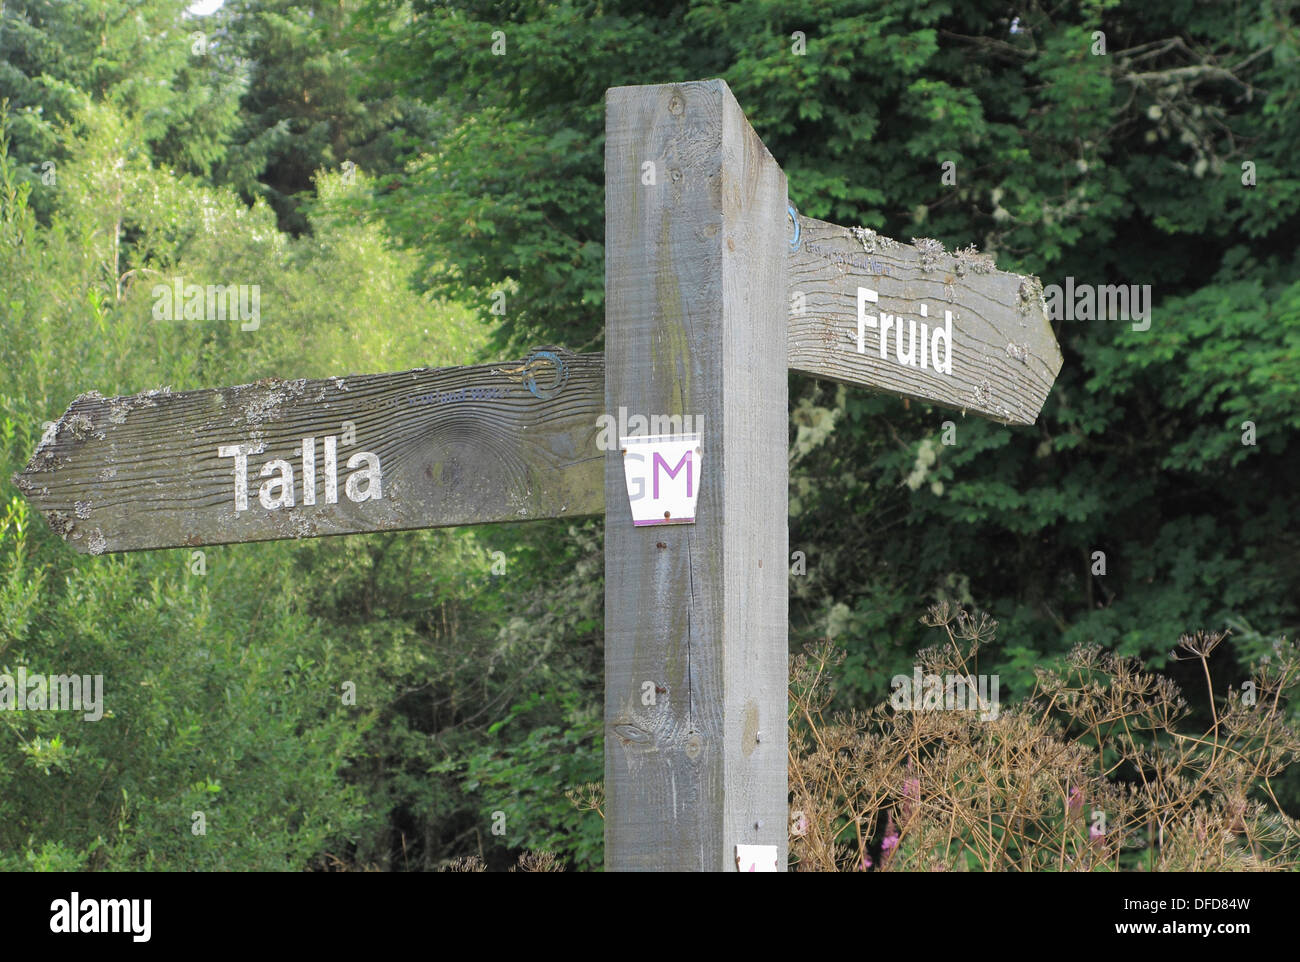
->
left=788, top=215, right=1062, bottom=424
left=14, top=351, right=604, bottom=553
left=604, top=80, right=789, bottom=871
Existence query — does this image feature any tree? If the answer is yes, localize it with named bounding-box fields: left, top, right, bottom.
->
left=0, top=0, right=243, bottom=191
left=361, top=0, right=1300, bottom=715
left=215, top=0, right=437, bottom=234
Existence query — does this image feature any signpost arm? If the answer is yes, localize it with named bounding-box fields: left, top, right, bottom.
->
left=604, top=80, right=789, bottom=871
left=13, top=353, right=605, bottom=553
left=787, top=216, right=1061, bottom=424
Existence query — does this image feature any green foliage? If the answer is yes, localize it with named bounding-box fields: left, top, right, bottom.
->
left=2, top=0, right=1298, bottom=870
left=214, top=0, right=436, bottom=234
left=0, top=494, right=374, bottom=869
left=356, top=0, right=724, bottom=352
left=0, top=100, right=575, bottom=869
left=438, top=686, right=602, bottom=869
left=0, top=0, right=244, bottom=185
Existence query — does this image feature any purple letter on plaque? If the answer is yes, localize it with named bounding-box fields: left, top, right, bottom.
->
left=652, top=451, right=693, bottom=499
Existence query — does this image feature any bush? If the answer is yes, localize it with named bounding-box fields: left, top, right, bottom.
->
left=788, top=605, right=1300, bottom=871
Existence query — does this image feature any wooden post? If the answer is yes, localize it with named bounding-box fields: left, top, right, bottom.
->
left=603, top=80, right=789, bottom=871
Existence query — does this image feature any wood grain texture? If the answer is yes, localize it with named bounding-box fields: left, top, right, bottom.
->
left=13, top=350, right=604, bottom=553
left=788, top=215, right=1062, bottom=424
left=604, top=79, right=789, bottom=871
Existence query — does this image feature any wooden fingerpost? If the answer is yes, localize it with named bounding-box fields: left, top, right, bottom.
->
left=603, top=80, right=789, bottom=871
left=15, top=77, right=1064, bottom=873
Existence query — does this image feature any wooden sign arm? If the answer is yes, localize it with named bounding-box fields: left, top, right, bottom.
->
left=787, top=212, right=1062, bottom=425
left=13, top=350, right=606, bottom=554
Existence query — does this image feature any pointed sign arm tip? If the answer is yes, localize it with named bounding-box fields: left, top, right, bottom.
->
left=786, top=214, right=1062, bottom=425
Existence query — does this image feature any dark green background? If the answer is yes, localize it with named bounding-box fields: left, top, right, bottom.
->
left=0, top=0, right=1295, bottom=870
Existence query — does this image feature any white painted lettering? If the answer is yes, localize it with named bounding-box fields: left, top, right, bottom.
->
left=301, top=437, right=316, bottom=505
left=856, top=287, right=955, bottom=376
left=345, top=452, right=383, bottom=502
left=324, top=435, right=338, bottom=504
left=215, top=436, right=382, bottom=511
left=258, top=459, right=295, bottom=509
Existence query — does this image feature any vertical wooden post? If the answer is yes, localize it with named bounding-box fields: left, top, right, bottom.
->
left=604, top=80, right=789, bottom=871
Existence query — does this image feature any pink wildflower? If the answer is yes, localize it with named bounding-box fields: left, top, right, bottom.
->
left=881, top=814, right=900, bottom=864
left=902, top=777, right=921, bottom=823
left=1067, top=786, right=1084, bottom=817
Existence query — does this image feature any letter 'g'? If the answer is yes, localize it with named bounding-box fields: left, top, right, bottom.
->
left=626, top=452, right=645, bottom=501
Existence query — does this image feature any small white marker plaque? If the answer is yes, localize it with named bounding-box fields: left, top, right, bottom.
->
left=735, top=844, right=778, bottom=872
left=620, top=433, right=701, bottom=526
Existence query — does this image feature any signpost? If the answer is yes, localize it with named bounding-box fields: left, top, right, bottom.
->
left=12, top=79, right=1061, bottom=872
